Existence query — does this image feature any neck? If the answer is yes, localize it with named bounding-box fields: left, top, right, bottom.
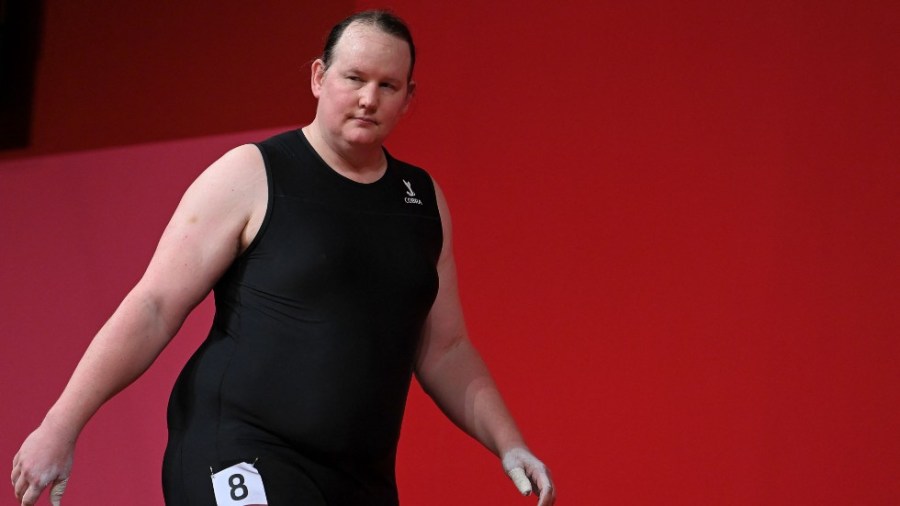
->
left=302, top=123, right=387, bottom=184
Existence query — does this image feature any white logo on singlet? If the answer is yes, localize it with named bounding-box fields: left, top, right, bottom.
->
left=403, top=179, right=423, bottom=205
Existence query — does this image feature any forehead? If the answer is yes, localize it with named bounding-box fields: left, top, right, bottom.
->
left=330, top=22, right=411, bottom=78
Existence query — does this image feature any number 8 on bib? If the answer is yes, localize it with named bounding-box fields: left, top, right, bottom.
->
left=211, top=462, right=269, bottom=506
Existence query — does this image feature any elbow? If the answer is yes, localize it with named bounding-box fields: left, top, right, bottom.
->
left=414, top=335, right=473, bottom=393
left=120, top=286, right=188, bottom=340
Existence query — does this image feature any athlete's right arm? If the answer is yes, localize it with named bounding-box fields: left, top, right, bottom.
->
left=10, top=144, right=267, bottom=506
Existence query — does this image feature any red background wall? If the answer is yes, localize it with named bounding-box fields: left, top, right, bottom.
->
left=2, top=1, right=899, bottom=504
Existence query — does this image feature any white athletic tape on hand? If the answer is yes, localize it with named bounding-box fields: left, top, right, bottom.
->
left=508, top=467, right=532, bottom=496
left=50, top=478, right=68, bottom=506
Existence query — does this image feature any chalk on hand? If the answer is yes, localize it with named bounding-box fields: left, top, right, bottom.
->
left=50, top=478, right=68, bottom=506
left=508, top=467, right=533, bottom=496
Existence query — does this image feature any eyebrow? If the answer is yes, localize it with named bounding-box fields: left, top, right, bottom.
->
left=344, top=67, right=403, bottom=84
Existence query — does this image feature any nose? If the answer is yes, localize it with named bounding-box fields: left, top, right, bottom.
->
left=358, top=83, right=379, bottom=111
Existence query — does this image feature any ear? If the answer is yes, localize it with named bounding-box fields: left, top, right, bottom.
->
left=310, top=59, right=326, bottom=99
left=402, top=80, right=416, bottom=114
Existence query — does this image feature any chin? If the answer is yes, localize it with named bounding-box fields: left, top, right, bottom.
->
left=343, top=130, right=384, bottom=147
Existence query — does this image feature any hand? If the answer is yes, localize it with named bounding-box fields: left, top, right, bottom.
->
left=11, top=424, right=74, bottom=506
left=501, top=447, right=556, bottom=505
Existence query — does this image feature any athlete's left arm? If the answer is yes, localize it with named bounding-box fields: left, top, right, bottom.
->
left=414, top=180, right=556, bottom=506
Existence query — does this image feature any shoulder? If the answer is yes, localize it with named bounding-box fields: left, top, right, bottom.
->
left=254, top=129, right=308, bottom=163
left=388, top=153, right=435, bottom=190
left=171, top=144, right=267, bottom=252
left=177, top=144, right=266, bottom=224
left=190, top=144, right=265, bottom=197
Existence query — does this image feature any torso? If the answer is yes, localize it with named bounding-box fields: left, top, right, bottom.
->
left=163, top=129, right=443, bottom=505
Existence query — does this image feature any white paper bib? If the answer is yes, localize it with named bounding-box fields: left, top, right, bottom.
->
left=211, top=462, right=269, bottom=506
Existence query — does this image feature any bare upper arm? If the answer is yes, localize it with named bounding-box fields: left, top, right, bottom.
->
left=415, top=179, right=469, bottom=376
left=132, top=144, right=267, bottom=329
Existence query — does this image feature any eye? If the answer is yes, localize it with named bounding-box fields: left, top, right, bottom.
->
left=380, top=82, right=398, bottom=90
left=346, top=75, right=362, bottom=82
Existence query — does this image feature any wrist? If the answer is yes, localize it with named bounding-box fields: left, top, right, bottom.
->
left=42, top=406, right=85, bottom=444
left=496, top=438, right=529, bottom=458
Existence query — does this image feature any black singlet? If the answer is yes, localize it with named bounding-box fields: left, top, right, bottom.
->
left=162, top=130, right=443, bottom=505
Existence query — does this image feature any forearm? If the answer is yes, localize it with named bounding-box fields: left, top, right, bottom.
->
left=417, top=337, right=527, bottom=457
left=41, top=288, right=183, bottom=439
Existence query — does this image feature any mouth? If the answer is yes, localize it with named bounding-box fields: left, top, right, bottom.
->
left=352, top=116, right=378, bottom=126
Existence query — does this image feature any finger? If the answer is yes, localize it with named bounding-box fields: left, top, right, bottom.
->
left=12, top=453, right=21, bottom=485
left=537, top=478, right=556, bottom=506
left=534, top=469, right=552, bottom=494
left=537, top=485, right=555, bottom=506
left=50, top=478, right=68, bottom=506
left=533, top=467, right=554, bottom=506
left=14, top=474, right=29, bottom=500
left=507, top=467, right=533, bottom=496
left=21, top=482, right=44, bottom=506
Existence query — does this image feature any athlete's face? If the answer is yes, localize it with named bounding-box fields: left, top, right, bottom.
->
left=311, top=23, right=415, bottom=149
